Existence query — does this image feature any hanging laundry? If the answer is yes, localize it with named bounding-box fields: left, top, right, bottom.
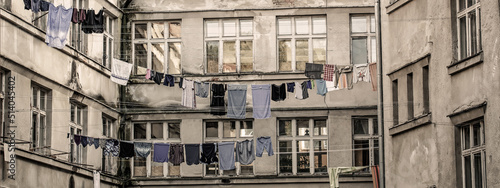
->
left=31, top=0, right=41, bottom=13
left=195, top=82, right=210, bottom=98
left=326, top=81, right=339, bottom=92
left=305, top=63, right=324, bottom=79
left=78, top=9, right=86, bottom=24
left=81, top=136, right=88, bottom=147
left=45, top=4, right=73, bottom=49
left=236, top=140, right=255, bottom=165
left=24, top=0, right=31, bottom=10
left=99, top=139, right=107, bottom=149
left=316, top=79, right=327, bottom=96
left=369, top=63, right=377, bottom=91
left=93, top=138, right=100, bottom=149
left=328, top=167, right=368, bottom=188
left=119, top=141, right=134, bottom=158
left=134, top=142, right=152, bottom=158
left=218, top=142, right=235, bottom=170
left=73, top=135, right=82, bottom=146
left=306, top=80, right=312, bottom=89
left=169, top=144, right=185, bottom=165
left=145, top=69, right=151, bottom=80
left=252, top=85, right=271, bottom=119
left=286, top=82, right=295, bottom=93
left=353, top=63, right=371, bottom=83
left=301, top=81, right=309, bottom=99
left=178, top=77, right=183, bottom=88
left=82, top=9, right=95, bottom=34
left=104, top=139, right=120, bottom=157
left=200, top=143, right=218, bottom=164
left=71, top=8, right=79, bottom=23
left=181, top=79, right=196, bottom=108
left=271, top=83, right=286, bottom=102
left=163, top=74, right=175, bottom=87
left=110, top=59, right=133, bottom=86
left=184, top=144, right=200, bottom=166
left=227, top=85, right=247, bottom=119
left=87, top=137, right=94, bottom=146
left=323, top=64, right=335, bottom=82
left=40, top=0, right=50, bottom=11
left=153, top=143, right=169, bottom=162
left=92, top=9, right=104, bottom=33
left=152, top=71, right=164, bottom=85
left=294, top=82, right=303, bottom=99
left=256, top=136, right=274, bottom=157
left=210, top=83, right=226, bottom=115
left=339, top=65, right=353, bottom=90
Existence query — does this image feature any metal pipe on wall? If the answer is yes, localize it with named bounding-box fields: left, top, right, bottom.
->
left=375, top=0, right=385, bottom=187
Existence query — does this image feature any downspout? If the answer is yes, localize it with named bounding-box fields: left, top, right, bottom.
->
left=375, top=0, right=385, bottom=188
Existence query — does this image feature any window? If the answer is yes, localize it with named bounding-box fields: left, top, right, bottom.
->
left=457, top=0, right=481, bottom=59
left=31, top=85, right=50, bottom=154
left=132, top=121, right=181, bottom=177
left=0, top=70, right=5, bottom=142
left=277, top=16, right=326, bottom=72
left=352, top=117, right=378, bottom=171
left=70, top=102, right=85, bottom=163
left=407, top=73, right=414, bottom=119
left=204, top=120, right=254, bottom=176
left=133, top=21, right=182, bottom=75
left=101, top=115, right=115, bottom=172
left=33, top=0, right=54, bottom=31
left=70, top=0, right=87, bottom=52
left=103, top=14, right=115, bottom=69
left=350, top=15, right=376, bottom=65
left=277, top=118, right=327, bottom=175
left=392, top=79, right=399, bottom=125
left=460, top=119, right=485, bottom=188
left=205, top=19, right=254, bottom=73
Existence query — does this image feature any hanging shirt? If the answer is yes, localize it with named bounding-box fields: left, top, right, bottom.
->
left=236, top=140, right=255, bottom=165
left=271, top=83, right=286, bottom=102
left=316, top=80, right=327, bottom=96
left=195, top=82, right=210, bottom=98
left=45, top=4, right=73, bottom=49
left=82, top=9, right=95, bottom=34
left=218, top=142, right=235, bottom=170
left=40, top=0, right=50, bottom=11
left=169, top=144, right=185, bottom=165
left=184, top=144, right=200, bottom=165
left=110, top=59, right=133, bottom=85
left=163, top=74, right=175, bottom=87
left=323, top=64, right=335, bottom=82
left=153, top=143, right=169, bottom=163
left=286, top=82, right=295, bottom=93
left=210, top=84, right=226, bottom=115
left=200, top=143, right=218, bottom=164
left=251, top=85, right=271, bottom=119
left=24, top=0, right=31, bottom=10
left=301, top=81, right=309, bottom=99
left=182, top=79, right=196, bottom=108
left=92, top=9, right=104, bottom=33
left=227, top=85, right=247, bottom=119
left=294, top=82, right=303, bottom=99
left=31, top=0, right=41, bottom=13
left=353, top=64, right=371, bottom=83
left=134, top=142, right=152, bottom=158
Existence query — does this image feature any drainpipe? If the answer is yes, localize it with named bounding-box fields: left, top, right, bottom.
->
left=375, top=0, right=385, bottom=188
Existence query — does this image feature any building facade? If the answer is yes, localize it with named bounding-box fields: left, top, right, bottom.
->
left=381, top=0, right=500, bottom=187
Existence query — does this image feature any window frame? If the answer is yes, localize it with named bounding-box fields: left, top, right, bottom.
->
left=277, top=118, right=328, bottom=175
left=350, top=14, right=376, bottom=65
left=101, top=114, right=115, bottom=173
left=69, top=0, right=87, bottom=53
left=352, top=117, right=379, bottom=171
left=69, top=101, right=85, bottom=164
left=31, top=84, right=49, bottom=154
left=132, top=21, right=182, bottom=75
left=277, top=16, right=327, bottom=72
left=103, top=14, right=115, bottom=69
left=460, top=119, right=486, bottom=188
left=456, top=0, right=481, bottom=60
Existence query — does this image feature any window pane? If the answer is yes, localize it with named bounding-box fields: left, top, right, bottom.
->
left=297, top=120, right=309, bottom=136
left=297, top=153, right=310, bottom=173
left=134, top=124, right=147, bottom=139
left=279, top=154, right=293, bottom=173
left=370, top=16, right=375, bottom=33
left=206, top=21, right=219, bottom=37
left=354, top=140, right=369, bottom=166
left=295, top=40, right=308, bottom=71
left=169, top=22, right=181, bottom=38
left=134, top=157, right=147, bottom=177
left=134, top=23, right=147, bottom=39
left=352, top=38, right=368, bottom=64
left=279, top=141, right=292, bottom=153
left=314, top=152, right=327, bottom=173
left=151, top=123, right=163, bottom=139
left=240, top=20, right=253, bottom=36
left=314, top=140, right=327, bottom=151
left=223, top=121, right=236, bottom=138
left=108, top=38, right=113, bottom=68
left=151, top=149, right=164, bottom=177
left=135, top=43, right=148, bottom=74
left=32, top=113, right=37, bottom=148
left=151, top=43, right=165, bottom=72
left=240, top=121, right=253, bottom=137
left=278, top=18, right=292, bottom=35
left=459, top=0, right=466, bottom=11
left=206, top=122, right=218, bottom=138
left=467, top=0, right=475, bottom=8
left=478, top=8, right=482, bottom=51
left=222, top=41, right=236, bottom=73
left=463, top=126, right=470, bottom=149
left=474, top=153, right=483, bottom=188
left=71, top=104, right=75, bottom=122
left=459, top=16, right=467, bottom=59
left=297, top=140, right=310, bottom=152
left=473, top=123, right=481, bottom=146
left=168, top=123, right=181, bottom=138
left=312, top=39, right=326, bottom=64
left=295, top=18, right=309, bottom=35
left=313, top=120, right=327, bottom=136
left=206, top=41, right=219, bottom=73
left=168, top=42, right=182, bottom=74
left=374, top=140, right=379, bottom=165
left=77, top=107, right=82, bottom=125
left=240, top=41, right=253, bottom=72
left=351, top=16, right=367, bottom=33
left=465, top=155, right=472, bottom=188
left=40, top=115, right=45, bottom=147
left=312, top=17, right=326, bottom=34
left=169, top=164, right=180, bottom=176
left=279, top=120, right=292, bottom=136
left=150, top=22, right=165, bottom=39
left=373, top=118, right=379, bottom=135
left=223, top=20, right=236, bottom=37
left=241, top=165, right=253, bottom=175
left=469, top=10, right=477, bottom=55
left=206, top=163, right=218, bottom=176
left=102, top=118, right=107, bottom=136
left=354, top=119, right=369, bottom=135
left=278, top=40, right=292, bottom=71
left=103, top=35, right=107, bottom=67
left=223, top=168, right=236, bottom=176
left=33, top=88, right=38, bottom=107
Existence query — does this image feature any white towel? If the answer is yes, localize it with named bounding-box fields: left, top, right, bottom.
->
left=110, top=59, right=133, bottom=85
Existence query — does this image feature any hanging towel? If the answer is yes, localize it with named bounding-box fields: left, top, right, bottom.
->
left=45, top=4, right=73, bottom=49
left=271, top=83, right=286, bottom=102
left=210, top=84, right=226, bottom=115
left=81, top=136, right=88, bottom=147
left=294, top=82, right=303, bottom=99
left=110, top=59, right=133, bottom=86
left=73, top=135, right=82, bottom=146
left=316, top=79, right=327, bottom=96
left=169, top=144, right=185, bottom=165
left=227, top=85, right=247, bottom=119
left=252, top=85, right=271, bottom=119
left=200, top=143, right=218, bottom=164
left=184, top=144, right=200, bottom=165
left=218, top=142, right=235, bottom=170
left=371, top=166, right=380, bottom=188
left=153, top=143, right=169, bottom=163
left=338, top=65, right=353, bottom=90
left=353, top=64, right=371, bottom=83
left=93, top=138, right=100, bottom=149
left=181, top=79, right=196, bottom=108
left=195, top=82, right=210, bottom=98
left=236, top=140, right=255, bottom=165
left=119, top=141, right=134, bottom=158
left=323, top=64, right=335, bottom=81
left=328, top=167, right=369, bottom=188
left=326, top=81, right=339, bottom=92
left=305, top=63, right=323, bottom=79
left=256, top=136, right=274, bottom=157
left=134, top=142, right=152, bottom=158
left=369, top=63, right=377, bottom=91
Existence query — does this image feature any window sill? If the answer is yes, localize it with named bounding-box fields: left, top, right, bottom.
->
left=389, top=113, right=432, bottom=136
left=447, top=52, right=483, bottom=75
left=386, top=0, right=413, bottom=14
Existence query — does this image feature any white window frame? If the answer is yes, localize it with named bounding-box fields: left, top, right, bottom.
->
left=277, top=118, right=328, bottom=175
left=456, top=0, right=481, bottom=59
left=352, top=117, right=379, bottom=170
left=31, top=84, right=49, bottom=154
left=204, top=18, right=255, bottom=74
left=69, top=102, right=85, bottom=164
left=132, top=21, right=182, bottom=75
left=131, top=121, right=182, bottom=178
left=103, top=14, right=115, bottom=69
left=203, top=120, right=255, bottom=176
left=69, top=0, right=87, bottom=53
left=277, top=16, right=327, bottom=72
left=350, top=14, right=376, bottom=65
left=460, top=119, right=486, bottom=188
left=101, top=115, right=115, bottom=173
